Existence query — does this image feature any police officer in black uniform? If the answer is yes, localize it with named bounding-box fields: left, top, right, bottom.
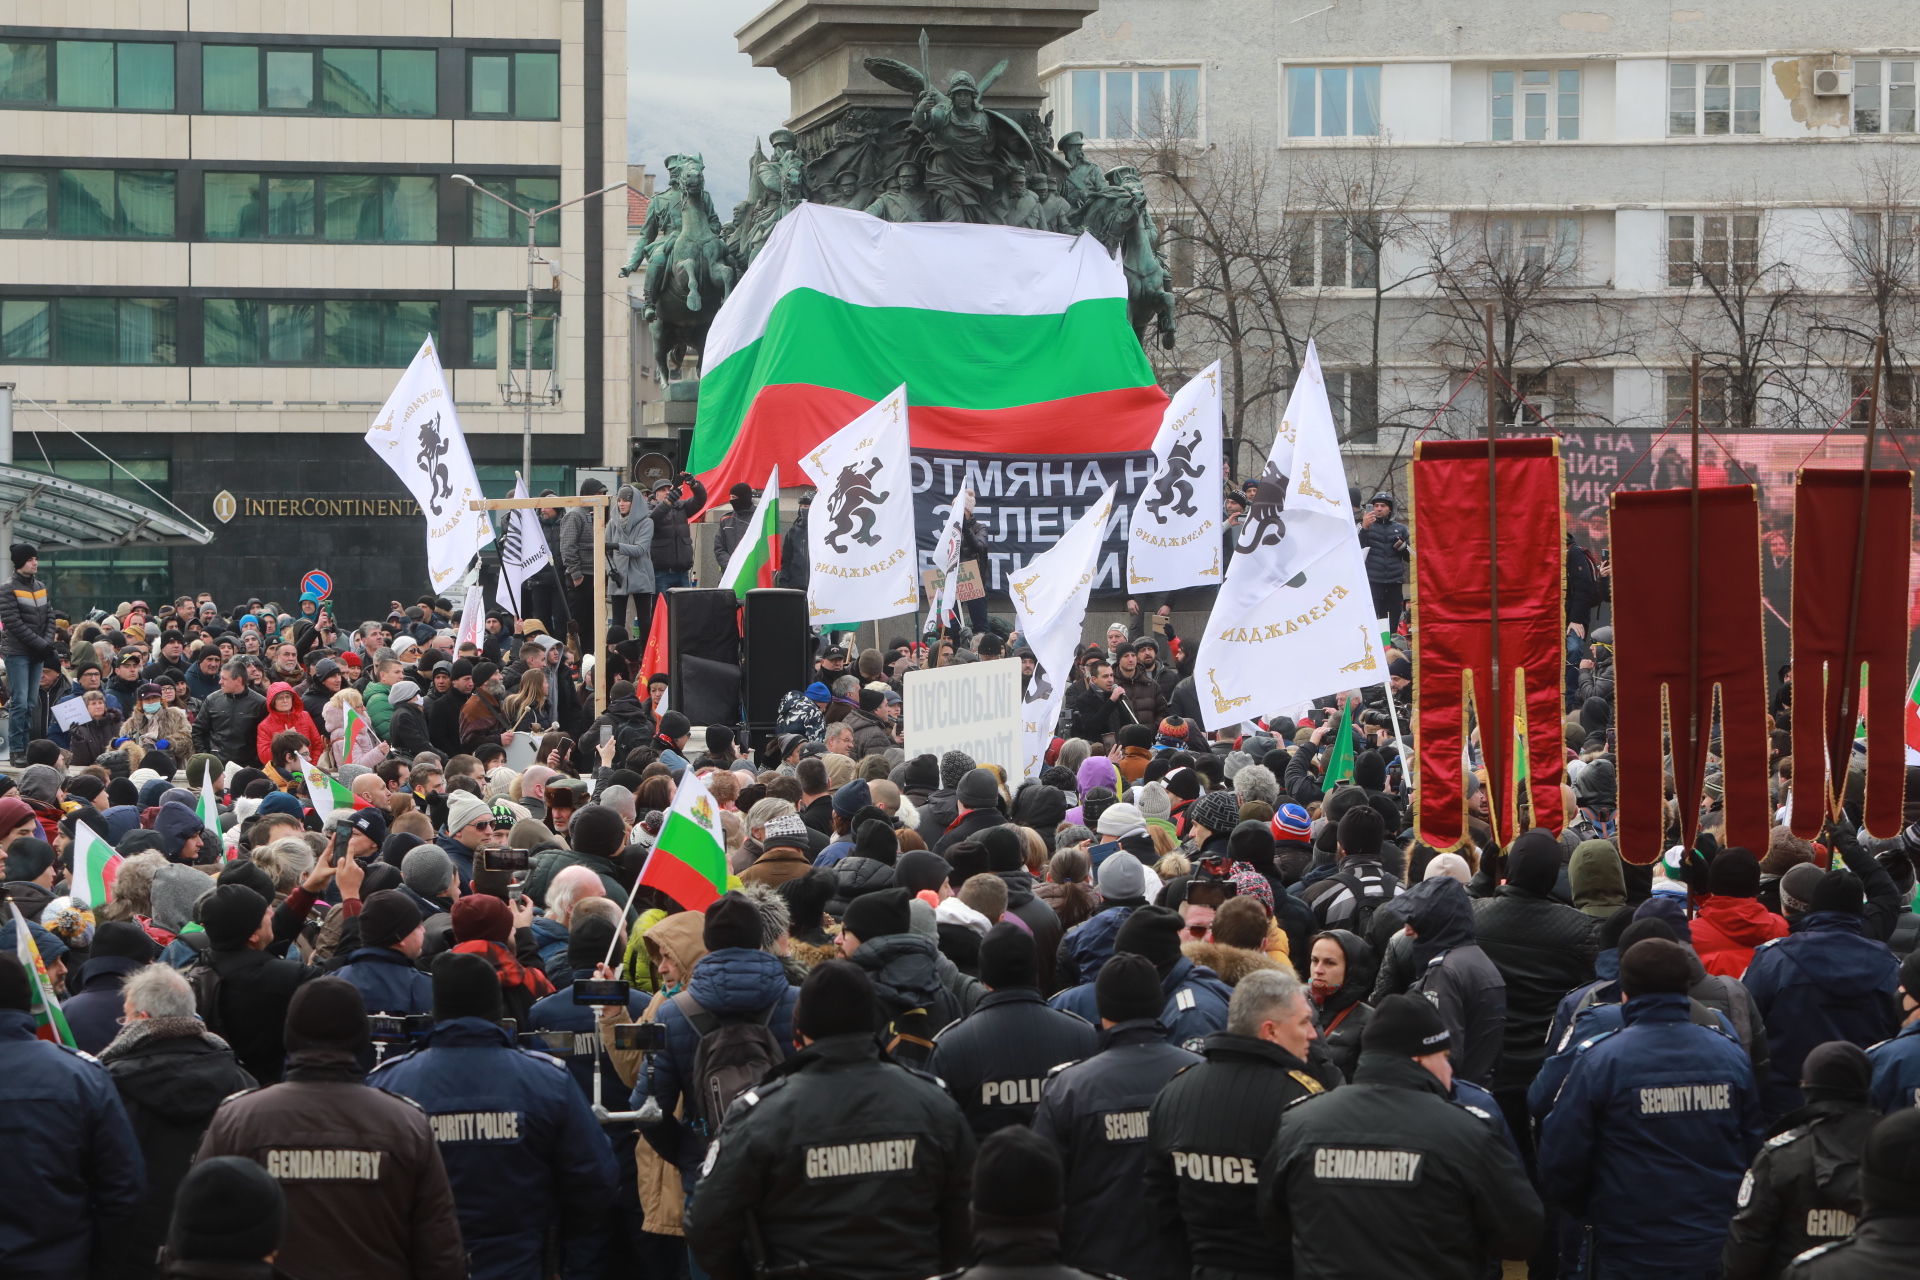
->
left=930, top=923, right=1099, bottom=1138
left=1725, top=1041, right=1880, bottom=1279
left=1145, top=967, right=1341, bottom=1279
left=1034, top=954, right=1201, bottom=1280
left=933, top=1126, right=1120, bottom=1280
left=1792, top=1108, right=1920, bottom=1279
left=1258, top=995, right=1542, bottom=1280
left=686, top=960, right=978, bottom=1280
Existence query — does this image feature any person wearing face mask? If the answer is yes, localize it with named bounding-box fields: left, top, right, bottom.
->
left=125, top=680, right=191, bottom=753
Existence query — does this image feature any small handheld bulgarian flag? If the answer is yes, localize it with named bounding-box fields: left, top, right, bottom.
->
left=10, top=900, right=75, bottom=1046
left=297, top=755, right=355, bottom=827
left=69, top=823, right=122, bottom=911
left=717, top=465, right=780, bottom=603
left=636, top=767, right=729, bottom=911
left=1323, top=696, right=1356, bottom=787
left=341, top=703, right=368, bottom=765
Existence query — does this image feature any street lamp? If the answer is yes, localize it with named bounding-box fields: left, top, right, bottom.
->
left=451, top=174, right=631, bottom=480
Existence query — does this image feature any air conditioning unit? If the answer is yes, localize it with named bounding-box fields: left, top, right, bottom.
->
left=1813, top=69, right=1853, bottom=96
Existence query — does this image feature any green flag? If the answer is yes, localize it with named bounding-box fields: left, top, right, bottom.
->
left=1323, top=698, right=1356, bottom=787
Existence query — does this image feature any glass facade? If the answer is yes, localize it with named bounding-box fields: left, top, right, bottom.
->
left=0, top=168, right=175, bottom=237
left=469, top=176, right=560, bottom=245
left=202, top=45, right=437, bottom=115
left=0, top=297, right=175, bottom=363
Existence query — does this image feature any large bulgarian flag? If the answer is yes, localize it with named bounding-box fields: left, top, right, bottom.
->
left=637, top=767, right=728, bottom=911
left=717, top=465, right=780, bottom=602
left=688, top=203, right=1167, bottom=508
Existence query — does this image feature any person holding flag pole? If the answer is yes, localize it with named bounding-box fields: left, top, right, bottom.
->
left=1010, top=485, right=1117, bottom=781
left=717, top=467, right=782, bottom=602
left=926, top=483, right=973, bottom=662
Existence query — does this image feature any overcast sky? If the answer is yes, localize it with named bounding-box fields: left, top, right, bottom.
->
left=628, top=1, right=790, bottom=210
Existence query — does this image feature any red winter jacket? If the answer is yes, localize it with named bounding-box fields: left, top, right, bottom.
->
left=1691, top=894, right=1790, bottom=977
left=257, top=680, right=326, bottom=766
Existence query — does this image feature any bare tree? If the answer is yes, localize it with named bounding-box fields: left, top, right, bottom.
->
left=1808, top=154, right=1920, bottom=428
left=1421, top=194, right=1635, bottom=432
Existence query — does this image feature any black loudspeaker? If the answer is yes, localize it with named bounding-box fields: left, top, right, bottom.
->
left=742, top=589, right=811, bottom=746
left=667, top=588, right=740, bottom=725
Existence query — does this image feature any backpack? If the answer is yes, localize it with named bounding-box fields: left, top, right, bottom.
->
left=673, top=990, right=783, bottom=1133
left=884, top=1007, right=938, bottom=1069
left=187, top=957, right=226, bottom=1035
left=1321, top=866, right=1396, bottom=943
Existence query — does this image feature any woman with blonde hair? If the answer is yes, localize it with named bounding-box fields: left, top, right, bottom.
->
left=502, top=668, right=554, bottom=736
left=322, top=686, right=386, bottom=770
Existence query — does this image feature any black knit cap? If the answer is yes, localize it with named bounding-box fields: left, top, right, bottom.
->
left=1095, top=952, right=1165, bottom=1024
left=1800, top=1040, right=1872, bottom=1104
left=1362, top=993, right=1451, bottom=1057
left=853, top=819, right=899, bottom=867
left=216, top=858, right=277, bottom=906
left=432, top=950, right=503, bottom=1023
left=1505, top=829, right=1562, bottom=894
left=284, top=977, right=370, bottom=1055
left=704, top=891, right=764, bottom=953
left=568, top=916, right=617, bottom=973
left=90, top=920, right=158, bottom=963
left=569, top=804, right=627, bottom=860
left=842, top=886, right=912, bottom=942
left=199, top=883, right=269, bottom=949
left=795, top=959, right=876, bottom=1039
left=972, top=1125, right=1063, bottom=1220
left=166, top=1155, right=285, bottom=1263
left=1809, top=869, right=1866, bottom=916
left=1113, top=905, right=1184, bottom=977
left=978, top=824, right=1025, bottom=873
left=1336, top=806, right=1384, bottom=860
left=894, top=849, right=951, bottom=894
left=0, top=952, right=29, bottom=1012
left=1862, top=1108, right=1920, bottom=1213
left=358, top=889, right=422, bottom=951
left=978, top=921, right=1037, bottom=990
left=1707, top=847, right=1761, bottom=899
left=3, top=837, right=55, bottom=883
left=1618, top=937, right=1692, bottom=998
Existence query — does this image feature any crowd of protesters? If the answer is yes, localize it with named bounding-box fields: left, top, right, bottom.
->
left=1, top=502, right=1920, bottom=1280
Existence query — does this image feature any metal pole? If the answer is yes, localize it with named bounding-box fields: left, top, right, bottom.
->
left=524, top=212, right=537, bottom=482
left=1483, top=304, right=1504, bottom=840
left=0, top=382, right=12, bottom=555
left=593, top=495, right=609, bottom=717
left=1687, top=354, right=1702, bottom=845
left=1829, top=333, right=1885, bottom=819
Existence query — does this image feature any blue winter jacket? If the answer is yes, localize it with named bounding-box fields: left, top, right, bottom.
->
left=528, top=916, right=572, bottom=979
left=1049, top=954, right=1231, bottom=1049
left=61, top=955, right=145, bottom=1056
left=1869, top=1019, right=1920, bottom=1113
left=434, top=834, right=476, bottom=893
left=0, top=1007, right=148, bottom=1276
left=369, top=1017, right=618, bottom=1280
left=1053, top=904, right=1138, bottom=990
left=639, top=946, right=799, bottom=1185
left=1742, top=911, right=1901, bottom=1119
left=330, top=946, right=435, bottom=1016
left=1529, top=984, right=1740, bottom=1120
left=1536, top=993, right=1761, bottom=1272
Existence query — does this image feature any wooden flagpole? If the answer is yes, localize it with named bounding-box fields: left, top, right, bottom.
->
left=472, top=493, right=610, bottom=715
left=1483, top=304, right=1504, bottom=839
left=1827, top=333, right=1885, bottom=819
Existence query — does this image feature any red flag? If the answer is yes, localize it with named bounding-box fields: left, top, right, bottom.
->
left=642, top=593, right=670, bottom=686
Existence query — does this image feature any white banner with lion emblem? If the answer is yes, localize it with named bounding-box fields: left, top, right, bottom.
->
left=1127, top=360, right=1224, bottom=592
left=1011, top=484, right=1115, bottom=781
left=1195, top=341, right=1375, bottom=730
left=799, top=385, right=919, bottom=628
left=364, top=337, right=493, bottom=594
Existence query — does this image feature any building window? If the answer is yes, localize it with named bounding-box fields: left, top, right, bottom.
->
left=1164, top=217, right=1194, bottom=288
left=1286, top=66, right=1380, bottom=138
left=1058, top=67, right=1201, bottom=139
left=0, top=296, right=175, bottom=364
left=1850, top=211, right=1918, bottom=284
left=471, top=302, right=558, bottom=369
left=1483, top=215, right=1580, bottom=277
left=468, top=52, right=560, bottom=119
left=469, top=176, right=561, bottom=245
left=1325, top=371, right=1378, bottom=444
left=1668, top=62, right=1760, bottom=136
left=1667, top=213, right=1759, bottom=286
left=1854, top=60, right=1917, bottom=134
left=1850, top=372, right=1918, bottom=428
left=1492, top=69, right=1580, bottom=141
left=202, top=173, right=434, bottom=242
left=0, top=168, right=175, bottom=238
left=199, top=297, right=436, bottom=366
left=1665, top=371, right=1729, bottom=429
left=201, top=45, right=436, bottom=116
left=0, top=39, right=173, bottom=111
left=1285, top=216, right=1378, bottom=288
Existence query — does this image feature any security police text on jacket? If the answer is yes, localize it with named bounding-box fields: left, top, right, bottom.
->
left=1033, top=954, right=1201, bottom=1280
left=194, top=978, right=466, bottom=1280
left=1259, top=994, right=1542, bottom=1280
left=1724, top=1041, right=1880, bottom=1280
left=0, top=953, right=148, bottom=1278
left=928, top=923, right=1098, bottom=1137
left=1537, top=940, right=1763, bottom=1276
left=1867, top=950, right=1920, bottom=1113
left=1051, top=906, right=1231, bottom=1049
left=1788, top=1106, right=1920, bottom=1279
left=684, top=961, right=978, bottom=1280
left=1145, top=968, right=1342, bottom=1278
left=1743, top=871, right=1902, bottom=1120
left=370, top=953, right=619, bottom=1280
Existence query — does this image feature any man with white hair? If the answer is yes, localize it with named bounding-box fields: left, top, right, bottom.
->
left=823, top=720, right=855, bottom=758
left=530, top=865, right=607, bottom=976
left=98, top=963, right=256, bottom=1274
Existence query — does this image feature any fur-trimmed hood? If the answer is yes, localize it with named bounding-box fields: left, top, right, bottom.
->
left=1182, top=939, right=1282, bottom=986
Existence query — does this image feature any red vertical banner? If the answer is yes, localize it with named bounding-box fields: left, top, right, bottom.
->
left=1789, top=469, right=1913, bottom=838
left=1410, top=438, right=1566, bottom=850
left=1608, top=487, right=1770, bottom=865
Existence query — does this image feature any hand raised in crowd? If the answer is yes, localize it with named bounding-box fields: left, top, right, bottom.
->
left=509, top=892, right=535, bottom=937
left=335, top=847, right=365, bottom=901
left=599, top=735, right=618, bottom=767
left=300, top=844, right=341, bottom=893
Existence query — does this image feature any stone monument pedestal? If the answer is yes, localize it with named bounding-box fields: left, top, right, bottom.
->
left=737, top=0, right=1099, bottom=132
